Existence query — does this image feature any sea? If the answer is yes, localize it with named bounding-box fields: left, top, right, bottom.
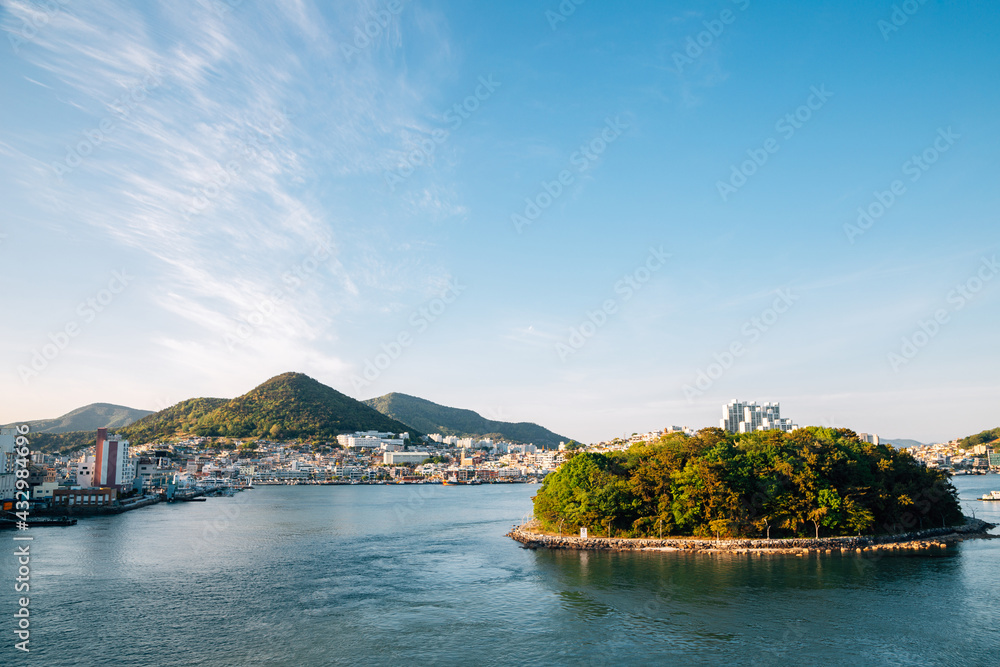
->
left=3, top=475, right=998, bottom=666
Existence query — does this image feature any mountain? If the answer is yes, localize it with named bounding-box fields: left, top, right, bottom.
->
left=120, top=373, right=418, bottom=444
left=883, top=438, right=929, bottom=448
left=364, top=392, right=573, bottom=449
left=7, top=403, right=153, bottom=434
left=28, top=431, right=98, bottom=455
left=959, top=428, right=1000, bottom=448
left=120, top=397, right=229, bottom=445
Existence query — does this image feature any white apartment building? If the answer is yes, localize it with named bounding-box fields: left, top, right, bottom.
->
left=337, top=432, right=407, bottom=449
left=76, top=455, right=96, bottom=488
left=383, top=451, right=431, bottom=465
left=0, top=427, right=18, bottom=501
left=721, top=400, right=798, bottom=434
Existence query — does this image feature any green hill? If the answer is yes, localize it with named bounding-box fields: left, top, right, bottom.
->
left=28, top=431, right=98, bottom=456
left=120, top=397, right=229, bottom=444
left=121, top=373, right=417, bottom=444
left=883, top=438, right=927, bottom=448
left=363, top=392, right=572, bottom=449
left=959, top=427, right=1000, bottom=448
left=7, top=403, right=152, bottom=434
left=534, top=427, right=963, bottom=539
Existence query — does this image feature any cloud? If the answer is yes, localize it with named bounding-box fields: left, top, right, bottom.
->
left=1, top=0, right=464, bottom=383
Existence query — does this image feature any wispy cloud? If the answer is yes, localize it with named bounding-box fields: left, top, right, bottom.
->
left=1, top=0, right=460, bottom=382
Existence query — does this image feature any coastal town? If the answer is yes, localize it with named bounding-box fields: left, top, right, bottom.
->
left=0, top=425, right=570, bottom=518
left=1, top=399, right=997, bottom=519
left=904, top=440, right=1000, bottom=473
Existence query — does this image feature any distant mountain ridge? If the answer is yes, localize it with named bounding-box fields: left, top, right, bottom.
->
left=5, top=403, right=152, bottom=434
left=364, top=392, right=572, bottom=449
left=120, top=373, right=417, bottom=444
left=884, top=438, right=929, bottom=448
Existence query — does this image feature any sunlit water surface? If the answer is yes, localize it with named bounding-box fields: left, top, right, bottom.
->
left=3, top=476, right=998, bottom=665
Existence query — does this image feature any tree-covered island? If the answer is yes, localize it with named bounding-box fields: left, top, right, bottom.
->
left=533, top=427, right=964, bottom=539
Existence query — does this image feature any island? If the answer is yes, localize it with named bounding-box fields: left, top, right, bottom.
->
left=510, top=426, right=996, bottom=553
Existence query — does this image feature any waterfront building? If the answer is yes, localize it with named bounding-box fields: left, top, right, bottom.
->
left=52, top=486, right=119, bottom=508
left=0, top=426, right=17, bottom=501
left=720, top=400, right=798, bottom=434
left=93, top=428, right=136, bottom=489
left=75, top=455, right=96, bottom=488
left=32, top=481, right=61, bottom=500
left=383, top=451, right=430, bottom=465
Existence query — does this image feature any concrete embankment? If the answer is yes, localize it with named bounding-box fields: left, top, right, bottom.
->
left=507, top=517, right=997, bottom=555
left=35, top=494, right=164, bottom=517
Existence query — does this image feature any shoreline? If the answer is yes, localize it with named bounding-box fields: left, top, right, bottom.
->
left=507, top=517, right=998, bottom=555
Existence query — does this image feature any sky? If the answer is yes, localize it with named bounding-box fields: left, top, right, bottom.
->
left=1, top=0, right=997, bottom=445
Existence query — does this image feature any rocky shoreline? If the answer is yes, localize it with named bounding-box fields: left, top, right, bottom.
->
left=507, top=517, right=997, bottom=555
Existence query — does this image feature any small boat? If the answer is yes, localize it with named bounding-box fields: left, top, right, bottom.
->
left=979, top=490, right=1000, bottom=501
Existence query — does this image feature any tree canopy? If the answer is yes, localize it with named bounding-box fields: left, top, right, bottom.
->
left=960, top=427, right=1000, bottom=448
left=120, top=373, right=419, bottom=443
left=533, top=427, right=963, bottom=539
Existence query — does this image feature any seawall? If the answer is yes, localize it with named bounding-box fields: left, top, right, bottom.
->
left=507, top=517, right=996, bottom=554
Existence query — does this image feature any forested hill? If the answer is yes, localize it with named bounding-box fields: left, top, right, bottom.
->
left=120, top=373, right=418, bottom=443
left=534, top=427, right=963, bottom=540
left=960, top=427, right=1000, bottom=448
left=6, top=403, right=152, bottom=434
left=364, top=392, right=571, bottom=449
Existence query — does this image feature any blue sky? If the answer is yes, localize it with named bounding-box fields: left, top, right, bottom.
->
left=1, top=0, right=997, bottom=444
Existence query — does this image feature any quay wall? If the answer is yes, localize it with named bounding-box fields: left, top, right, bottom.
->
left=508, top=517, right=996, bottom=554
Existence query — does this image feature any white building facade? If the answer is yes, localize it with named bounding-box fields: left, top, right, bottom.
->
left=721, top=400, right=798, bottom=434
left=0, top=427, right=19, bottom=501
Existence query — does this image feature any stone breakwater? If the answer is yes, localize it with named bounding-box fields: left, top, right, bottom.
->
left=507, top=517, right=997, bottom=555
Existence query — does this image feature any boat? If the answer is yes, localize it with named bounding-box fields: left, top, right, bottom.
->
left=979, top=490, right=1000, bottom=501
left=443, top=475, right=481, bottom=486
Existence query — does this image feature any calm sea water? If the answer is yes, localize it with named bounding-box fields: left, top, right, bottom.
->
left=3, top=476, right=998, bottom=666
